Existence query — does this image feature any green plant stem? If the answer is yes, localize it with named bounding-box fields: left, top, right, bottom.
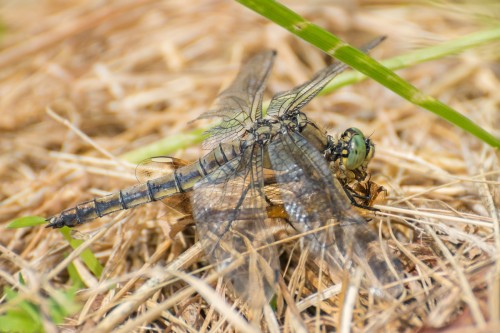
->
left=237, top=0, right=500, bottom=148
left=322, top=27, right=500, bottom=93
left=120, top=128, right=206, bottom=164
left=121, top=20, right=500, bottom=163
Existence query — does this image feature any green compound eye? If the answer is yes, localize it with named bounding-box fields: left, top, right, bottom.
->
left=365, top=139, right=375, bottom=162
left=342, top=127, right=367, bottom=171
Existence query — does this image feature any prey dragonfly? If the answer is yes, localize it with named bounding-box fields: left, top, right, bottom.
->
left=47, top=39, right=403, bottom=310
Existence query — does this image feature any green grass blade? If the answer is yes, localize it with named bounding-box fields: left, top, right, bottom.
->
left=0, top=20, right=6, bottom=42
left=2, top=288, right=43, bottom=333
left=8, top=216, right=47, bottom=228
left=47, top=289, right=81, bottom=323
left=119, top=15, right=500, bottom=163
left=236, top=0, right=500, bottom=148
left=67, top=262, right=86, bottom=289
left=60, top=227, right=104, bottom=278
left=120, top=127, right=207, bottom=164
left=0, top=313, right=41, bottom=333
left=8, top=217, right=103, bottom=277
left=321, top=27, right=500, bottom=94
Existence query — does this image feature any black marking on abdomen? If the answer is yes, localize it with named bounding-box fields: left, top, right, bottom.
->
left=219, top=144, right=229, bottom=163
left=173, top=169, right=184, bottom=193
left=198, top=158, right=208, bottom=176
left=75, top=207, right=83, bottom=225
left=94, top=198, right=102, bottom=218
left=146, top=181, right=155, bottom=201
left=118, top=190, right=127, bottom=209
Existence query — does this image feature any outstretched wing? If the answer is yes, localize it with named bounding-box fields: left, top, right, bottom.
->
left=267, top=37, right=385, bottom=117
left=269, top=131, right=402, bottom=297
left=193, top=145, right=278, bottom=310
left=199, top=50, right=276, bottom=149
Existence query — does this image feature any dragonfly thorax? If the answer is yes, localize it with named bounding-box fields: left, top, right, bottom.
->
left=246, top=111, right=309, bottom=146
left=278, top=111, right=309, bottom=133
left=245, top=118, right=280, bottom=145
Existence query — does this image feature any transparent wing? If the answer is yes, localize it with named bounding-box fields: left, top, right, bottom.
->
left=267, top=61, right=347, bottom=118
left=193, top=145, right=278, bottom=310
left=267, top=37, right=385, bottom=117
left=136, top=156, right=189, bottom=182
left=269, top=131, right=402, bottom=297
left=135, top=156, right=192, bottom=215
left=199, top=50, right=276, bottom=149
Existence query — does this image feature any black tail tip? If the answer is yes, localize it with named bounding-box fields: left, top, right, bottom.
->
left=45, top=217, right=60, bottom=229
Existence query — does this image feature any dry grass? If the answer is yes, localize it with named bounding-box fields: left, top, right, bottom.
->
left=0, top=0, right=498, bottom=332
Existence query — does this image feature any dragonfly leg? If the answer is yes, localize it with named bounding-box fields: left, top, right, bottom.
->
left=341, top=181, right=382, bottom=212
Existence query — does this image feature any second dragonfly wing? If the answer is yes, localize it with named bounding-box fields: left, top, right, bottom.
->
left=192, top=144, right=279, bottom=312
left=269, top=131, right=403, bottom=298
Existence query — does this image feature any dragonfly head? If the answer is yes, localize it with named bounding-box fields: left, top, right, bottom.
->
left=326, top=127, right=374, bottom=183
left=341, top=127, right=374, bottom=171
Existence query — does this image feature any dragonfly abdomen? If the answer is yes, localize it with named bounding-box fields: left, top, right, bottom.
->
left=198, top=143, right=241, bottom=172
left=48, top=171, right=194, bottom=228
left=47, top=182, right=158, bottom=228
left=47, top=143, right=242, bottom=228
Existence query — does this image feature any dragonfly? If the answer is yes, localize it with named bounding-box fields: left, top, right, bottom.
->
left=47, top=39, right=403, bottom=310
